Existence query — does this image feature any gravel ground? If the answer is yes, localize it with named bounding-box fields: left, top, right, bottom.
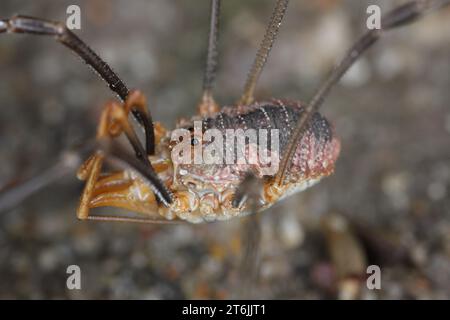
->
left=0, top=0, right=449, bottom=299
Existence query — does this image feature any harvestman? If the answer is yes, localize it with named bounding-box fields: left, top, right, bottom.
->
left=0, top=0, right=448, bottom=223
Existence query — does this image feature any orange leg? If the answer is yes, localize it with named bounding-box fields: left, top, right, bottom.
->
left=77, top=152, right=104, bottom=220
left=197, top=90, right=220, bottom=118
left=76, top=92, right=176, bottom=224
left=76, top=153, right=169, bottom=223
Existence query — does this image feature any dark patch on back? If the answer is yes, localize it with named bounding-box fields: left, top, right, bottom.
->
left=197, top=101, right=333, bottom=154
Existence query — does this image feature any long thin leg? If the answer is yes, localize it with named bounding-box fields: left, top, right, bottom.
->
left=0, top=150, right=82, bottom=213
left=239, top=0, right=289, bottom=106
left=198, top=0, right=221, bottom=117
left=236, top=214, right=261, bottom=298
left=275, top=0, right=450, bottom=186
left=0, top=15, right=155, bottom=155
left=232, top=172, right=261, bottom=209
left=231, top=173, right=263, bottom=298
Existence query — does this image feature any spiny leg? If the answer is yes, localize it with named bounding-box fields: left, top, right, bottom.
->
left=197, top=0, right=221, bottom=117
left=0, top=15, right=155, bottom=155
left=239, top=0, right=289, bottom=106
left=0, top=16, right=127, bottom=100
left=275, top=0, right=450, bottom=187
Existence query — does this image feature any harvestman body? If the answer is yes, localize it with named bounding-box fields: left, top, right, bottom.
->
left=0, top=0, right=449, bottom=224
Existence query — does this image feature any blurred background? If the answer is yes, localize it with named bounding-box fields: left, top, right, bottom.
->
left=0, top=0, right=449, bottom=299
